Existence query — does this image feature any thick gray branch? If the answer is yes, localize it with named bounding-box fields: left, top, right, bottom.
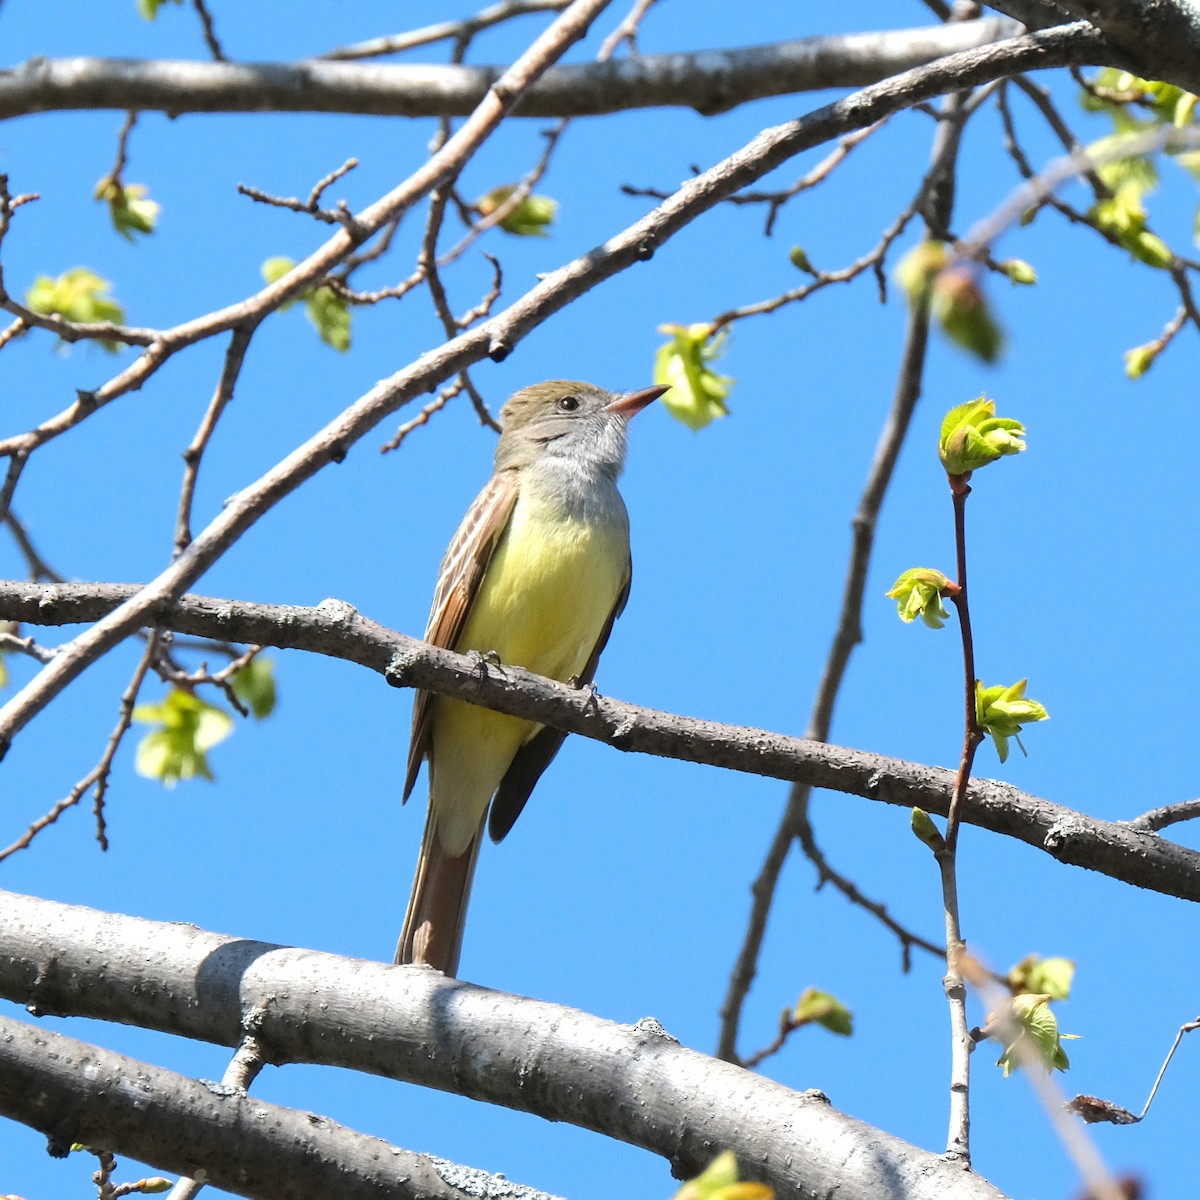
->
left=0, top=1012, right=517, bottom=1200
left=1, top=580, right=1196, bottom=903
left=1049, top=0, right=1200, bottom=92
left=0, top=889, right=1008, bottom=1200
left=0, top=19, right=1030, bottom=120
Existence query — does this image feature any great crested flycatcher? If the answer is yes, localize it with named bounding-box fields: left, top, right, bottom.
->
left=397, top=379, right=666, bottom=975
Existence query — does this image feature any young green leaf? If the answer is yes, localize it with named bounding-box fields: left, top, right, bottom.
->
left=133, top=689, right=234, bottom=788
left=793, top=987, right=853, bottom=1036
left=992, top=993, right=1074, bottom=1078
left=95, top=179, right=160, bottom=241
left=931, top=267, right=1005, bottom=363
left=895, top=239, right=951, bottom=307
left=975, top=678, right=1049, bottom=763
left=788, top=245, right=814, bottom=274
left=261, top=257, right=350, bottom=346
left=25, top=268, right=126, bottom=352
left=938, top=397, right=1025, bottom=477
left=305, top=286, right=351, bottom=351
left=478, top=185, right=558, bottom=237
left=138, top=0, right=183, bottom=17
left=672, top=1151, right=773, bottom=1200
left=998, top=258, right=1037, bottom=286
left=653, top=323, right=734, bottom=430
left=1008, top=954, right=1075, bottom=1001
left=232, top=657, right=277, bottom=720
left=886, top=568, right=953, bottom=629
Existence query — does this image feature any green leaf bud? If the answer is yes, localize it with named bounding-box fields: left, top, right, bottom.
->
left=998, top=258, right=1037, bottom=286
left=938, top=397, right=1025, bottom=477
left=910, top=807, right=946, bottom=852
left=1124, top=342, right=1159, bottom=379
left=931, top=267, right=1005, bottom=363
left=793, top=987, right=853, bottom=1036
left=886, top=568, right=953, bottom=629
left=975, top=678, right=1048, bottom=763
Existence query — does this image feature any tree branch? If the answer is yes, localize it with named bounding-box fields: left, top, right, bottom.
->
left=1050, top=0, right=1200, bottom=93
left=0, top=580, right=1197, bottom=903
left=0, top=20, right=1033, bottom=121
left=0, top=1012, right=494, bottom=1200
left=0, top=890, right=1009, bottom=1200
left=0, top=21, right=1106, bottom=761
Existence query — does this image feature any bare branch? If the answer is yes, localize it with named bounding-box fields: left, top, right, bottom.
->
left=320, top=0, right=571, bottom=62
left=0, top=22, right=1105, bottom=791
left=1050, top=0, right=1200, bottom=93
left=0, top=1013, right=480, bottom=1200
left=0, top=19, right=1034, bottom=121
left=0, top=632, right=159, bottom=862
left=174, top=325, right=256, bottom=556
left=190, top=0, right=227, bottom=62
left=0, top=893, right=1011, bottom=1200
left=0, top=581, right=1197, bottom=903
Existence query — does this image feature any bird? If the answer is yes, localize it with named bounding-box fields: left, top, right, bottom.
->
left=396, top=379, right=666, bottom=975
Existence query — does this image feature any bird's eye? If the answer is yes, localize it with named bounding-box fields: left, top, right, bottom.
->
left=557, top=394, right=580, bottom=412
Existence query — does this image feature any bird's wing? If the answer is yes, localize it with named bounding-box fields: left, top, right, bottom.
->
left=403, top=471, right=520, bottom=802
left=487, top=563, right=632, bottom=843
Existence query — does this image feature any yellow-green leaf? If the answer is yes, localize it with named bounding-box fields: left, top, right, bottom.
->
left=478, top=185, right=557, bottom=237
left=232, top=657, right=276, bottom=720
left=25, top=268, right=125, bottom=352
left=793, top=987, right=853, bottom=1036
left=938, top=397, right=1025, bottom=477
left=95, top=179, right=160, bottom=241
left=886, top=567, right=952, bottom=629
left=653, top=323, right=734, bottom=431
left=994, top=993, right=1073, bottom=1078
left=672, top=1151, right=773, bottom=1200
left=133, top=689, right=234, bottom=788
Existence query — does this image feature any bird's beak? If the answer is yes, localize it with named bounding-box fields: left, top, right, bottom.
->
left=605, top=384, right=669, bottom=419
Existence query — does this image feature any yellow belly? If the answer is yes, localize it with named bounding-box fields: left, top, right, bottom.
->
left=429, top=487, right=629, bottom=854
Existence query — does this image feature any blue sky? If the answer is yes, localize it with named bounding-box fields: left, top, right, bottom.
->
left=3, top=3, right=1199, bottom=1199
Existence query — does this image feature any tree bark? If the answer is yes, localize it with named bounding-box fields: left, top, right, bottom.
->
left=0, top=888, right=1009, bottom=1200
left=0, top=21, right=1031, bottom=121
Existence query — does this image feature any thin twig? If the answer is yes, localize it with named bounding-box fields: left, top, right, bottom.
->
left=103, top=111, right=138, bottom=188
left=381, top=381, right=464, bottom=454
left=237, top=159, right=363, bottom=235
left=319, top=0, right=570, bottom=61
left=191, top=0, right=226, bottom=61
left=0, top=453, right=27, bottom=527
left=596, top=0, right=660, bottom=60
left=0, top=634, right=160, bottom=861
left=3, top=510, right=64, bottom=582
left=715, top=75, right=983, bottom=1064
left=715, top=259, right=933, bottom=1065
left=0, top=630, right=57, bottom=664
left=1131, top=1018, right=1200, bottom=1120
left=1126, top=796, right=1200, bottom=833
left=174, top=324, right=256, bottom=556
left=454, top=254, right=504, bottom=327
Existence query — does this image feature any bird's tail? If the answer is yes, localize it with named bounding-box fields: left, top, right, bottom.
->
left=395, top=808, right=483, bottom=976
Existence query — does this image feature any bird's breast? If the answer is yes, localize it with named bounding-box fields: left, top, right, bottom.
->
left=456, top=483, right=629, bottom=681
